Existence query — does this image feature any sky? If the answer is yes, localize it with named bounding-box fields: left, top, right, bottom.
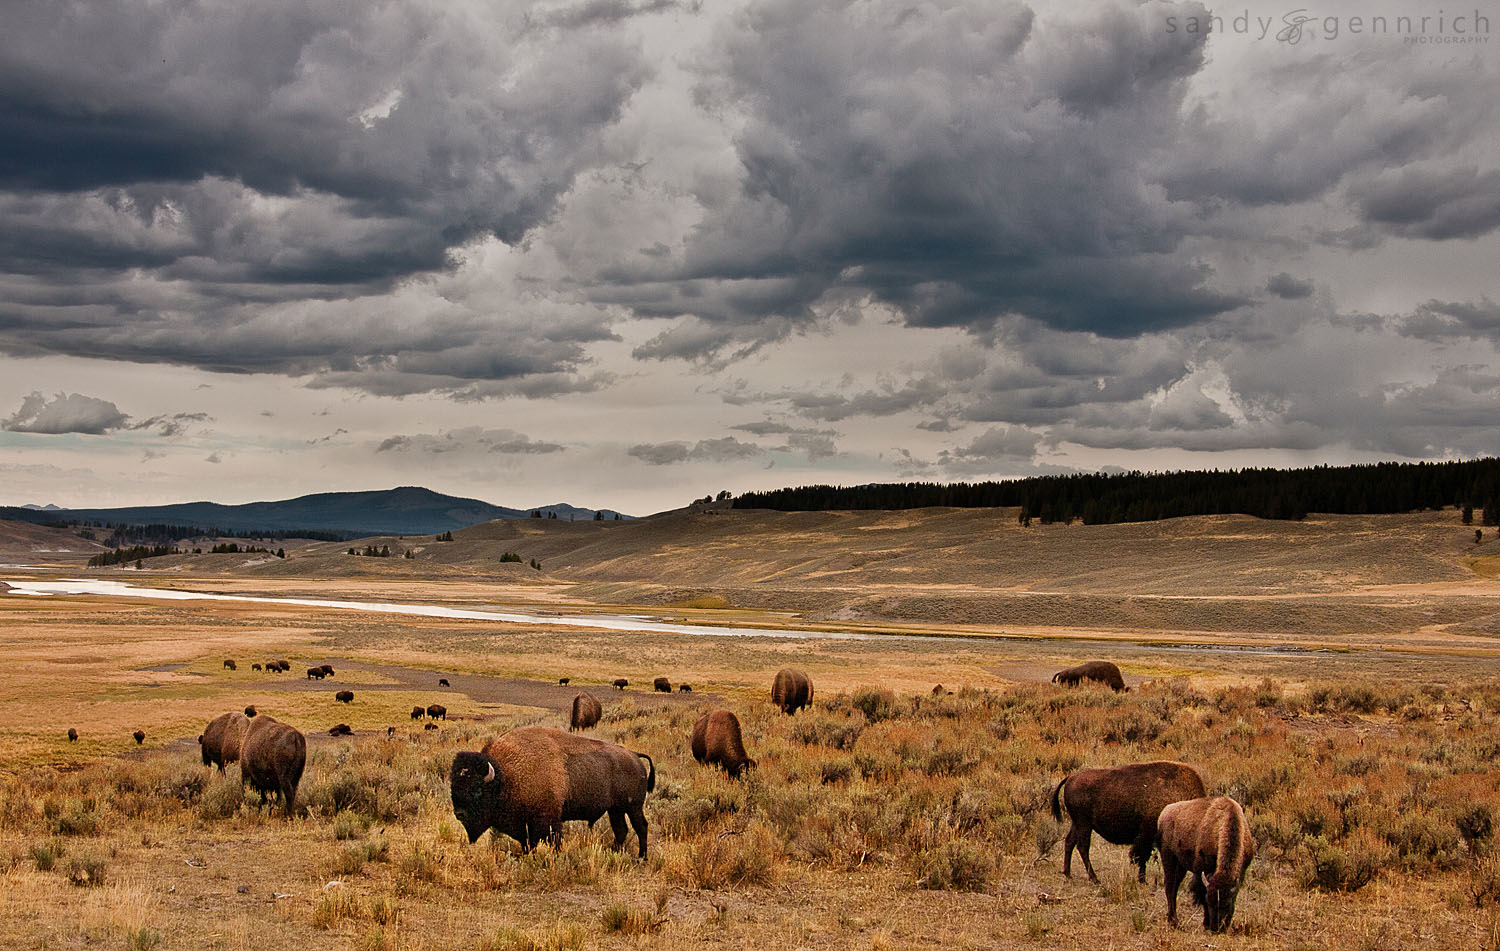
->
left=1, top=0, right=1497, bottom=516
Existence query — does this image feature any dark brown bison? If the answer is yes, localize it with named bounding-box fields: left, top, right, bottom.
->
left=653, top=677, right=671, bottom=693
left=274, top=659, right=291, bottom=672
left=612, top=678, right=629, bottom=690
left=411, top=706, right=425, bottom=720
left=1052, top=761, right=1207, bottom=883
left=932, top=684, right=945, bottom=696
left=244, top=705, right=257, bottom=717
left=427, top=704, right=447, bottom=720
left=439, top=678, right=450, bottom=686
left=558, top=677, right=570, bottom=685
left=386, top=726, right=396, bottom=738
left=252, top=663, right=263, bottom=671
left=223, top=659, right=237, bottom=670
left=320, top=664, right=334, bottom=677
left=450, top=726, right=655, bottom=857
left=425, top=722, right=439, bottom=731
left=306, top=667, right=326, bottom=680
left=240, top=715, right=306, bottom=817
left=67, top=728, right=78, bottom=742
left=771, top=668, right=813, bottom=715
left=570, top=693, right=602, bottom=732
left=199, top=711, right=251, bottom=770
left=1053, top=661, right=1128, bottom=692
left=678, top=684, right=692, bottom=693
left=328, top=723, right=353, bottom=737
left=1157, top=797, right=1254, bottom=932
left=335, top=690, right=354, bottom=704
left=691, top=709, right=755, bottom=778
left=132, top=730, right=145, bottom=745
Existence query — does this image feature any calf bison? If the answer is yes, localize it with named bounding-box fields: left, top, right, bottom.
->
left=558, top=677, right=571, bottom=685
left=306, top=667, right=326, bottom=680
left=320, top=664, right=335, bottom=677
left=653, top=677, right=671, bottom=693
left=450, top=726, right=654, bottom=857
left=386, top=726, right=396, bottom=738
left=252, top=663, right=263, bottom=672
left=570, top=693, right=602, bottom=732
left=132, top=730, right=145, bottom=745
left=199, top=711, right=251, bottom=770
left=1158, top=797, right=1255, bottom=932
left=678, top=684, right=692, bottom=693
left=771, top=668, right=813, bottom=715
left=427, top=704, right=447, bottom=720
left=1052, top=761, right=1207, bottom=883
left=411, top=706, right=425, bottom=720
left=223, top=659, right=237, bottom=670
left=244, top=705, right=257, bottom=717
left=67, top=728, right=78, bottom=742
left=335, top=690, right=354, bottom=704
left=691, top=709, right=755, bottom=779
left=328, top=723, right=353, bottom=737
left=240, top=715, right=306, bottom=817
left=612, top=678, right=629, bottom=690
left=439, top=678, right=450, bottom=686
left=1053, top=661, right=1128, bottom=692
left=425, top=722, right=439, bottom=731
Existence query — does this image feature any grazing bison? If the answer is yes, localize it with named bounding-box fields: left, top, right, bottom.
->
left=244, top=705, right=257, bottom=717
left=439, top=678, right=450, bottom=686
left=328, top=723, right=353, bottom=737
left=678, top=684, right=692, bottom=693
left=223, top=659, right=237, bottom=670
left=558, top=677, right=570, bottom=685
left=653, top=677, right=671, bottom=693
left=449, top=726, right=655, bottom=857
left=132, top=730, right=146, bottom=745
left=67, top=728, right=78, bottom=742
left=771, top=668, right=814, bottom=715
left=612, top=678, right=629, bottom=690
left=335, top=690, right=354, bottom=704
left=320, top=664, right=335, bottom=677
left=240, top=715, right=306, bottom=817
left=411, top=706, right=425, bottom=720
left=275, top=660, right=291, bottom=672
left=425, top=722, right=439, bottom=731
left=199, top=712, right=251, bottom=770
left=1158, top=797, right=1254, bottom=932
left=427, top=704, right=447, bottom=720
left=306, top=667, right=326, bottom=680
left=1052, top=761, right=1207, bottom=883
left=691, top=709, right=755, bottom=779
left=1053, top=661, right=1128, bottom=693
left=570, top=693, right=602, bottom=732
left=252, top=663, right=263, bottom=671
left=932, top=684, right=945, bottom=696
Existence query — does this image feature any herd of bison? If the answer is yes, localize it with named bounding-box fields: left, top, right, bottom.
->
left=85, top=657, right=1252, bottom=933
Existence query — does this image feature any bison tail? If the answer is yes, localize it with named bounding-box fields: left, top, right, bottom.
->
left=1051, top=672, right=1060, bottom=683
left=637, top=752, right=655, bottom=793
left=1051, top=777, right=1067, bottom=822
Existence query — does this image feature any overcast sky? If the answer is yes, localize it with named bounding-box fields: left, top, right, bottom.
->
left=1, top=0, right=1496, bottom=515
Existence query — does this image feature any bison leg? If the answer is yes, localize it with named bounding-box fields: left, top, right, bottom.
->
left=628, top=806, right=649, bottom=860
left=607, top=809, right=629, bottom=851
left=1062, top=823, right=1079, bottom=878
left=1161, top=849, right=1185, bottom=927
left=1129, top=833, right=1155, bottom=883
left=1075, top=827, right=1100, bottom=884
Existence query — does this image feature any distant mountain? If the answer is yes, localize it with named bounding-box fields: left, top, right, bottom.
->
left=1, top=487, right=631, bottom=537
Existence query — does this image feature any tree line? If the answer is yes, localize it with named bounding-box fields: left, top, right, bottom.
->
left=732, top=459, right=1500, bottom=525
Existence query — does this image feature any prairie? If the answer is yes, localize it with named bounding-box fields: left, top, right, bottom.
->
left=2, top=506, right=1499, bottom=948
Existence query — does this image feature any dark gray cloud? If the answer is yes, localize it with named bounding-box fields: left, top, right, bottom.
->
left=1351, top=167, right=1500, bottom=242
left=2, top=391, right=128, bottom=434
left=1398, top=299, right=1500, bottom=342
left=628, top=436, right=764, bottom=465
left=129, top=412, right=213, bottom=437
left=1266, top=273, right=1314, bottom=300
left=935, top=426, right=1043, bottom=477
left=375, top=427, right=565, bottom=455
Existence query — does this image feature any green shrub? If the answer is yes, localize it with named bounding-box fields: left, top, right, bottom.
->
left=911, top=839, right=993, bottom=891
left=1295, top=833, right=1385, bottom=892
left=851, top=687, right=899, bottom=724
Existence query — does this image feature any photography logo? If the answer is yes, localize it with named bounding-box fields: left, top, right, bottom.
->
left=1165, top=8, right=1492, bottom=45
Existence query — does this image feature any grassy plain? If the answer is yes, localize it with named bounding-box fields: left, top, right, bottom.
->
left=2, top=507, right=1500, bottom=948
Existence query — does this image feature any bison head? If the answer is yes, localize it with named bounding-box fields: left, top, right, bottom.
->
left=450, top=752, right=503, bottom=844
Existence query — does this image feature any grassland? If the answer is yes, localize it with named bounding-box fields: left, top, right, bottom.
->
left=2, top=506, right=1500, bottom=948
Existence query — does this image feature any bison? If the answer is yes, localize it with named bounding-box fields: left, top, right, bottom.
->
left=653, top=677, right=671, bottom=693
left=67, top=728, right=78, bottom=742
left=306, top=667, right=326, bottom=680
left=932, top=684, right=945, bottom=696
left=691, top=709, right=755, bottom=779
left=771, top=668, right=813, bottom=715
left=439, top=678, right=450, bottom=686
left=244, top=705, right=257, bottom=717
left=252, top=663, right=263, bottom=671
left=411, top=706, right=425, bottom=720
left=240, top=715, right=306, bottom=817
left=570, top=693, right=602, bottom=732
left=425, top=722, right=439, bottom=731
left=1052, top=661, right=1129, bottom=693
left=386, top=726, right=396, bottom=738
left=678, top=684, right=692, bottom=693
left=132, top=730, right=145, bottom=745
left=320, top=664, right=334, bottom=677
left=274, top=659, right=291, bottom=672
left=558, top=677, right=571, bottom=685
left=1158, top=797, right=1255, bottom=932
left=223, top=659, right=237, bottom=670
left=335, top=690, right=354, bottom=704
left=427, top=704, right=447, bottom=720
left=199, top=711, right=251, bottom=770
left=450, top=726, right=654, bottom=857
left=328, top=723, right=353, bottom=737
left=612, top=678, right=629, bottom=690
left=1052, top=761, right=1207, bottom=883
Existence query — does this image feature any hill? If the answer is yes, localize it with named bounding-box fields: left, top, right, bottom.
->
left=0, top=487, right=628, bottom=537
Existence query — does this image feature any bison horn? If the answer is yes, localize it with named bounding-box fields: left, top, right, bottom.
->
left=483, top=762, right=495, bottom=783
